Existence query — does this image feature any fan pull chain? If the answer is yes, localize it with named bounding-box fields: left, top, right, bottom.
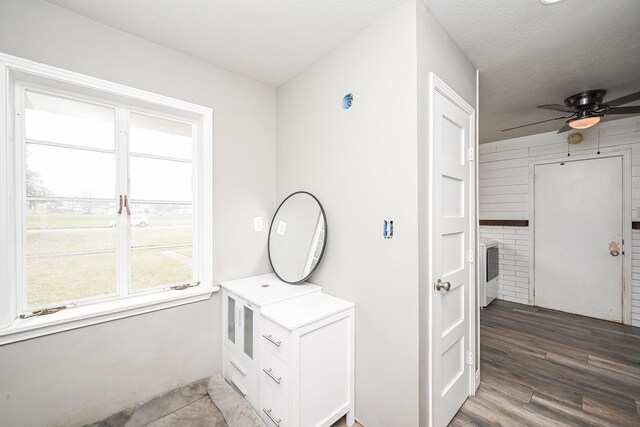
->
left=567, top=132, right=571, bottom=157
left=597, top=126, right=601, bottom=155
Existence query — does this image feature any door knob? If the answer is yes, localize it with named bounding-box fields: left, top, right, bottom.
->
left=609, top=241, right=620, bottom=256
left=435, top=279, right=451, bottom=292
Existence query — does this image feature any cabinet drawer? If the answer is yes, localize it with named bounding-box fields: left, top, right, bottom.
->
left=261, top=346, right=289, bottom=397
left=223, top=347, right=257, bottom=409
left=261, top=385, right=288, bottom=427
left=226, top=349, right=249, bottom=378
left=261, top=317, right=290, bottom=363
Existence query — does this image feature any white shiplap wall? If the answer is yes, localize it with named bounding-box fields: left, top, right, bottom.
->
left=478, top=116, right=640, bottom=326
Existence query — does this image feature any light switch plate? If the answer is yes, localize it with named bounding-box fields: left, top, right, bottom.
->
left=383, top=219, right=393, bottom=239
left=253, top=216, right=263, bottom=232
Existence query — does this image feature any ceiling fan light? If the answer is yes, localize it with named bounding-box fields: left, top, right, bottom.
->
left=569, top=116, right=601, bottom=129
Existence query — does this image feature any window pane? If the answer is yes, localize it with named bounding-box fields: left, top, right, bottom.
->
left=130, top=247, right=192, bottom=291
left=25, top=90, right=115, bottom=150
left=27, top=201, right=117, bottom=253
left=128, top=202, right=193, bottom=291
left=26, top=201, right=117, bottom=309
left=130, top=112, right=192, bottom=159
left=27, top=252, right=117, bottom=309
left=26, top=144, right=115, bottom=199
left=129, top=203, right=192, bottom=247
left=128, top=203, right=193, bottom=292
left=130, top=157, right=191, bottom=201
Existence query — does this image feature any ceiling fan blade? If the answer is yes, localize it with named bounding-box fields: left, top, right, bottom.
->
left=605, top=90, right=640, bottom=107
left=537, top=104, right=579, bottom=113
left=502, top=115, right=570, bottom=132
left=556, top=123, right=572, bottom=134
left=607, top=106, right=640, bottom=115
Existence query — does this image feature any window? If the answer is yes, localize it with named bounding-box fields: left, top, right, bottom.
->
left=0, top=53, right=213, bottom=342
left=24, top=90, right=119, bottom=308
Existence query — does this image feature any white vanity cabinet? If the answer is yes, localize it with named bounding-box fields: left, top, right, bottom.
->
left=220, top=274, right=321, bottom=411
left=259, top=293, right=355, bottom=427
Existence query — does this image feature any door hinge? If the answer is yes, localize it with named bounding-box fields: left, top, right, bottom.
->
left=467, top=147, right=474, bottom=161
left=533, top=174, right=536, bottom=183
left=467, top=249, right=474, bottom=263
left=466, top=351, right=474, bottom=366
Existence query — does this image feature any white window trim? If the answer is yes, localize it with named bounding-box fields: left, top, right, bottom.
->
left=0, top=52, right=216, bottom=345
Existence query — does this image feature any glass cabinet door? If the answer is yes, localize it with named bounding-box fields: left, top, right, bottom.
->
left=227, top=295, right=236, bottom=345
left=243, top=305, right=254, bottom=359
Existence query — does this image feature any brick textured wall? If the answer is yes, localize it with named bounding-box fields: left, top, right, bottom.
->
left=480, top=226, right=529, bottom=305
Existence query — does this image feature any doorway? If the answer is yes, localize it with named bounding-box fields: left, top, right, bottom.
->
left=532, top=154, right=632, bottom=322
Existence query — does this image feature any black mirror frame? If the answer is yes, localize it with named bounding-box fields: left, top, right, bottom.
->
left=267, top=191, right=328, bottom=284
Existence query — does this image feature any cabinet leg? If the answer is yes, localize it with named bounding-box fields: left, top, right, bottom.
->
left=346, top=411, right=355, bottom=426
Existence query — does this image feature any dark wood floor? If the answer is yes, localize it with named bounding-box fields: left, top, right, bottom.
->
left=451, top=300, right=640, bottom=427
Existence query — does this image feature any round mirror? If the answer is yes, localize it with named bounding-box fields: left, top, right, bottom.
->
left=268, top=191, right=327, bottom=284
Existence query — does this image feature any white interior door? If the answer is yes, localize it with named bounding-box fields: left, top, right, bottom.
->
left=431, top=84, right=473, bottom=427
left=534, top=156, right=623, bottom=321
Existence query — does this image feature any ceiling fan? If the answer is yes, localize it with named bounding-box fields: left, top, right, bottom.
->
left=503, top=89, right=640, bottom=133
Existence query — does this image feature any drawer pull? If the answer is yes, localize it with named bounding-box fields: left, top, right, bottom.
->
left=229, top=378, right=247, bottom=397
left=230, top=359, right=246, bottom=376
left=262, top=367, right=282, bottom=384
left=262, top=408, right=282, bottom=426
left=262, top=334, right=282, bottom=347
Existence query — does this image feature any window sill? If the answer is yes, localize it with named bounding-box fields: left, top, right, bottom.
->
left=0, top=286, right=219, bottom=346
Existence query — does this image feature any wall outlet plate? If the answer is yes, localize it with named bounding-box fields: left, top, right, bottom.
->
left=253, top=216, right=263, bottom=232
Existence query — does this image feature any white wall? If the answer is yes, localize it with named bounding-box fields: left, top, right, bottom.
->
left=276, top=1, right=420, bottom=424
left=478, top=116, right=640, bottom=326
left=0, top=1, right=276, bottom=426
left=276, top=0, right=477, bottom=424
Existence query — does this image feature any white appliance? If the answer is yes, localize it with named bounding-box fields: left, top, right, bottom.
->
left=479, top=238, right=499, bottom=308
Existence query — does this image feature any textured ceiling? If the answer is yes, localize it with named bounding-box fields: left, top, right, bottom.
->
left=44, top=0, right=406, bottom=86
left=425, top=0, right=640, bottom=142
left=45, top=0, right=640, bottom=143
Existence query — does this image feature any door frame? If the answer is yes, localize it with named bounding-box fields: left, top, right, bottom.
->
left=528, top=150, right=632, bottom=325
left=427, top=72, right=478, bottom=426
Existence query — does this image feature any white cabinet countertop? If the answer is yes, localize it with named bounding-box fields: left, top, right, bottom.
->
left=219, top=273, right=321, bottom=307
left=261, top=292, right=355, bottom=331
